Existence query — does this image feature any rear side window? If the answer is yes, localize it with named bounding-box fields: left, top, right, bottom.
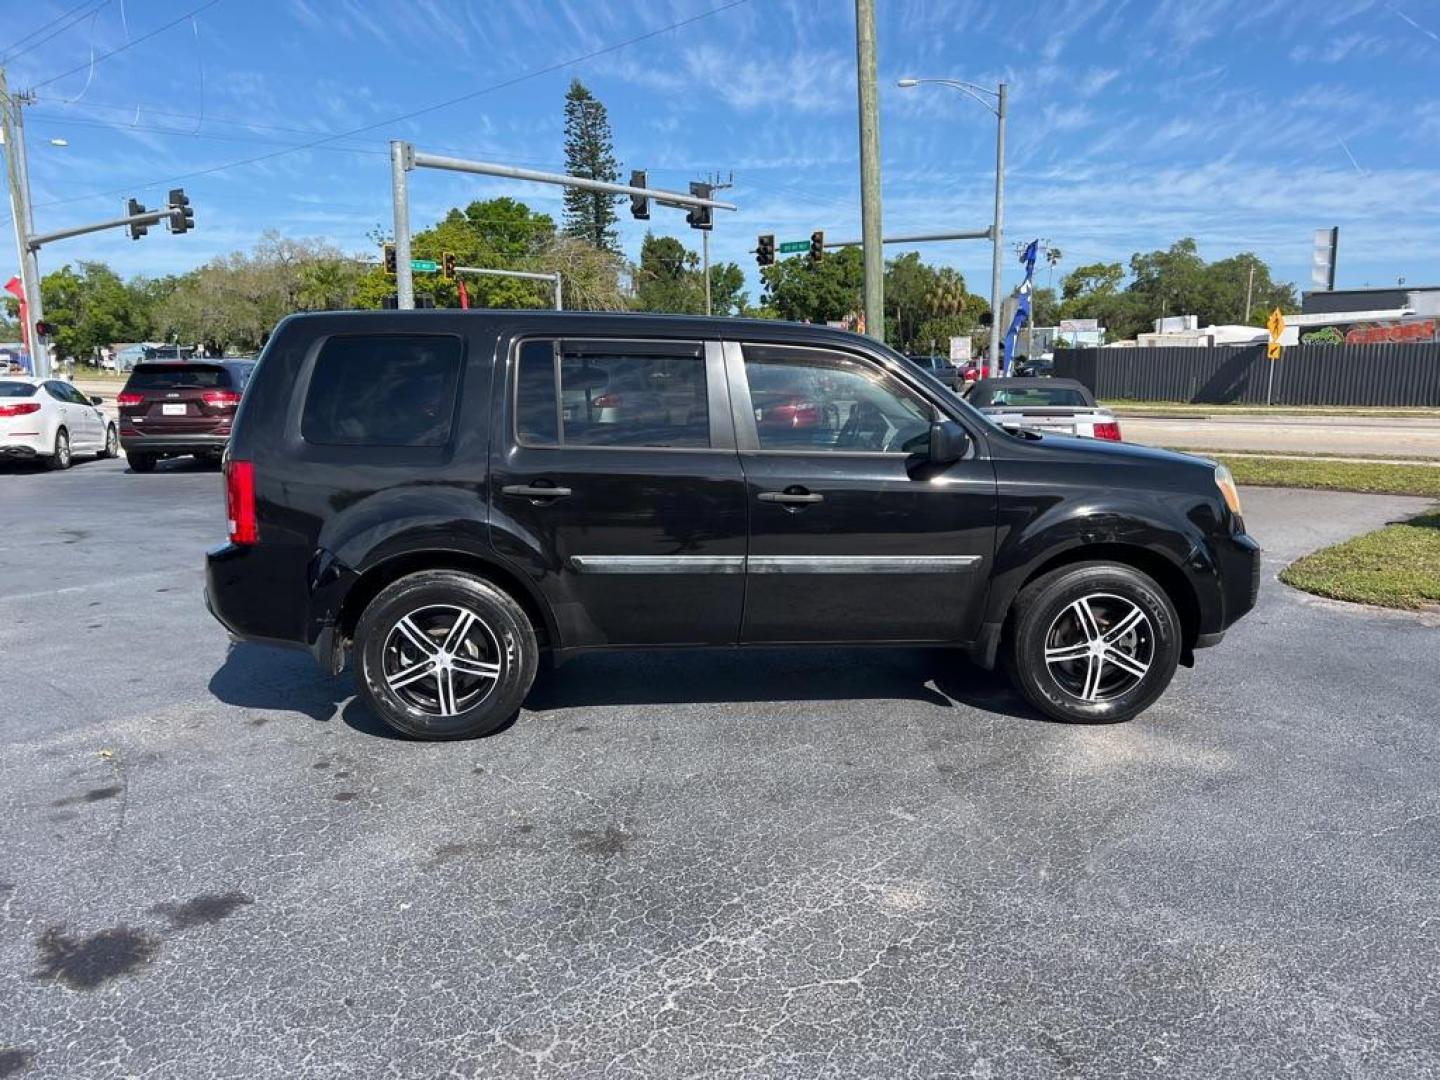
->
left=126, top=364, right=229, bottom=389
left=302, top=334, right=462, bottom=447
left=0, top=381, right=38, bottom=398
left=515, top=338, right=710, bottom=449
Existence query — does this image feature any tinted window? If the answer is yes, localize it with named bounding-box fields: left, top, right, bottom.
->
left=516, top=339, right=709, bottom=449
left=742, top=345, right=931, bottom=453
left=43, top=382, right=72, bottom=402
left=225, top=361, right=257, bottom=390
left=126, top=364, right=229, bottom=389
left=303, top=335, right=463, bottom=447
left=0, top=381, right=37, bottom=398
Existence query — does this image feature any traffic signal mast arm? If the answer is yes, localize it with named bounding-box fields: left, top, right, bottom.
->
left=28, top=193, right=194, bottom=250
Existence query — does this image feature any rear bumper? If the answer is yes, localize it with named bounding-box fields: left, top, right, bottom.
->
left=1, top=433, right=50, bottom=457
left=206, top=542, right=353, bottom=673
left=122, top=432, right=228, bottom=455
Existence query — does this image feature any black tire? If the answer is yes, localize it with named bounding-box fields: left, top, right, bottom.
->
left=99, top=424, right=119, bottom=458
left=355, top=570, right=538, bottom=740
left=128, top=453, right=156, bottom=473
left=47, top=428, right=72, bottom=470
left=1005, top=562, right=1181, bottom=724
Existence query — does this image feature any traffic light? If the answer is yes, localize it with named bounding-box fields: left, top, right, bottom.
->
left=685, top=182, right=712, bottom=231
left=167, top=188, right=194, bottom=234
left=756, top=234, right=775, bottom=267
left=809, top=230, right=824, bottom=265
left=383, top=243, right=397, bottom=276
left=629, top=170, right=649, bottom=220
left=127, top=198, right=148, bottom=240
left=442, top=251, right=456, bottom=280
left=979, top=310, right=993, bottom=327
left=35, top=320, right=55, bottom=338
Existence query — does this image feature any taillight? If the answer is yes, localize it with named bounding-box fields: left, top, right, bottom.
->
left=202, top=389, right=242, bottom=407
left=1092, top=421, right=1122, bottom=441
left=225, top=460, right=258, bottom=544
left=0, top=402, right=41, bottom=417
left=116, top=391, right=144, bottom=407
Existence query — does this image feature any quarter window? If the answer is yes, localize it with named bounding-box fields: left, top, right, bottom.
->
left=302, top=334, right=462, bottom=447
left=515, top=339, right=710, bottom=449
left=742, top=345, right=932, bottom=453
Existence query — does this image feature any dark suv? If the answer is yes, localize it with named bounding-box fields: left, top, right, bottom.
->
left=117, top=359, right=255, bottom=471
left=206, top=312, right=1260, bottom=740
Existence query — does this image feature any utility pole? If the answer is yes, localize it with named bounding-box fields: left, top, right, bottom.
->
left=990, top=82, right=1007, bottom=368
left=1, top=71, right=48, bottom=377
left=854, top=0, right=884, bottom=342
left=700, top=172, right=733, bottom=316
left=1243, top=263, right=1255, bottom=322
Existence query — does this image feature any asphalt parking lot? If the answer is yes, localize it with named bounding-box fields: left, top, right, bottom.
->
left=1, top=456, right=1437, bottom=1079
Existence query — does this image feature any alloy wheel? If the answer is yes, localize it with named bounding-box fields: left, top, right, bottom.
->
left=1042, top=593, right=1155, bottom=703
left=381, top=604, right=504, bottom=717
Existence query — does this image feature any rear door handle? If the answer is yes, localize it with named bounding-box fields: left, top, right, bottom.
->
left=501, top=484, right=573, bottom=499
left=758, top=490, right=824, bottom=505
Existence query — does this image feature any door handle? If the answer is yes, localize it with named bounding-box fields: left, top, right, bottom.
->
left=501, top=484, right=573, bottom=499
left=758, top=490, right=824, bottom=505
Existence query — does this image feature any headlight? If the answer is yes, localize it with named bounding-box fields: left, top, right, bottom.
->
left=1214, top=463, right=1242, bottom=517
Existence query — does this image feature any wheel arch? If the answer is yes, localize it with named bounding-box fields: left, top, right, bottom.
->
left=335, top=549, right=556, bottom=652
left=1003, top=542, right=1202, bottom=661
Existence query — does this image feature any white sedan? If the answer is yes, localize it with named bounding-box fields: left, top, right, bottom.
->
left=0, top=377, right=119, bottom=469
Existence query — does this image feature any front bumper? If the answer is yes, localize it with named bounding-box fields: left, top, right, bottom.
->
left=1194, top=531, right=1262, bottom=649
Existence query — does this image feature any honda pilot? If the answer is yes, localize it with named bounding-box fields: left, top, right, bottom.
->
left=206, top=312, right=1260, bottom=740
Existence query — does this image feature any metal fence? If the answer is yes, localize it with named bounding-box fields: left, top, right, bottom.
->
left=1053, top=344, right=1440, bottom=407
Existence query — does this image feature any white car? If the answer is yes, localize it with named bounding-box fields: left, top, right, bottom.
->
left=0, top=376, right=119, bottom=469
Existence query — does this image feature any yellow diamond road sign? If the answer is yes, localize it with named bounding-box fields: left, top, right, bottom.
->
left=1266, top=307, right=1285, bottom=361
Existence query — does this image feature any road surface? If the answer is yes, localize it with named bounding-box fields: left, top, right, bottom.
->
left=1123, top=412, right=1440, bottom=459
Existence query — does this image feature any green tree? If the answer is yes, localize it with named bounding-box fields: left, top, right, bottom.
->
left=760, top=245, right=865, bottom=324
left=708, top=262, right=748, bottom=316
left=562, top=79, right=621, bottom=253
left=39, top=262, right=150, bottom=361
left=634, top=232, right=704, bottom=313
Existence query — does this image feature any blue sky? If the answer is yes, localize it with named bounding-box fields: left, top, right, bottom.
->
left=5, top=0, right=1440, bottom=304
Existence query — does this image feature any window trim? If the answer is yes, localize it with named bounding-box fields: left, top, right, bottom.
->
left=725, top=340, right=954, bottom=458
left=509, top=335, right=734, bottom=454
left=297, top=331, right=467, bottom=449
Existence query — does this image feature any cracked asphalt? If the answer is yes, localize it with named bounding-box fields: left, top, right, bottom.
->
left=1, top=457, right=1437, bottom=1079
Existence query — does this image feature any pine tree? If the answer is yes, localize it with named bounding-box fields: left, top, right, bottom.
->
left=562, top=79, right=621, bottom=253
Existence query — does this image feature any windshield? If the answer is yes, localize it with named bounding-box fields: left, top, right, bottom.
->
left=0, top=381, right=38, bottom=398
left=972, top=385, right=1090, bottom=408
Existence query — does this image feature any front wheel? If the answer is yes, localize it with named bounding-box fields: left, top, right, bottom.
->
left=1005, top=562, right=1181, bottom=724
left=354, top=571, right=538, bottom=740
left=99, top=424, right=119, bottom=458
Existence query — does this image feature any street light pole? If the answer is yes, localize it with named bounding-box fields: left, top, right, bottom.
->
left=897, top=76, right=1007, bottom=368
left=990, top=82, right=1006, bottom=371
left=855, top=0, right=884, bottom=342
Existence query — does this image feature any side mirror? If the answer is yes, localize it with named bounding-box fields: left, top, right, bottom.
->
left=90, top=395, right=104, bottom=405
left=928, top=418, right=969, bottom=466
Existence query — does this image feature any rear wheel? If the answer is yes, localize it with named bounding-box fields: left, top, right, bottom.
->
left=1005, top=562, right=1181, bottom=724
left=47, top=428, right=72, bottom=470
left=128, top=453, right=156, bottom=473
left=355, top=571, right=538, bottom=740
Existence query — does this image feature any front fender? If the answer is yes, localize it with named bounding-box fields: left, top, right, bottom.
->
left=983, top=492, right=1221, bottom=631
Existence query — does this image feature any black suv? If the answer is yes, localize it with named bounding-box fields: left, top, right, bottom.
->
left=206, top=312, right=1260, bottom=740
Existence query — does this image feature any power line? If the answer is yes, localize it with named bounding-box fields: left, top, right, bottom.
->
left=28, top=0, right=751, bottom=209
left=0, top=0, right=110, bottom=64
left=27, top=0, right=224, bottom=92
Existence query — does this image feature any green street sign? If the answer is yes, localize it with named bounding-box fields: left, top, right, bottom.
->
left=410, top=259, right=439, bottom=272
left=778, top=241, right=809, bottom=254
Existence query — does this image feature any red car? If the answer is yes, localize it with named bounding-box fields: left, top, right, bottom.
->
left=116, top=360, right=255, bottom=471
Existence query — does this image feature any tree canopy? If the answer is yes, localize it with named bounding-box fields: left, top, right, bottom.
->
left=562, top=79, right=621, bottom=254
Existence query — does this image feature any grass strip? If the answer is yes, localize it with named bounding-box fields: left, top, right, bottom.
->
left=1280, top=510, right=1440, bottom=610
